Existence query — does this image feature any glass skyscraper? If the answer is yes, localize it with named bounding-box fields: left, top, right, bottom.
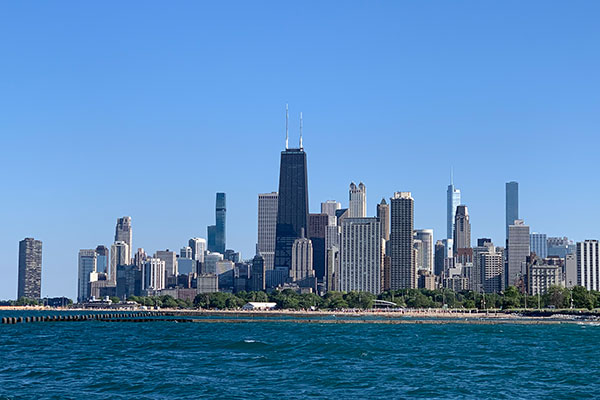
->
left=447, top=182, right=461, bottom=240
left=505, top=181, right=519, bottom=240
left=215, top=192, right=226, bottom=254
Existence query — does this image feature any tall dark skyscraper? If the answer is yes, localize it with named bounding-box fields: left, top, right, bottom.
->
left=215, top=192, right=226, bottom=254
left=274, top=108, right=309, bottom=276
left=17, top=238, right=42, bottom=299
left=207, top=193, right=226, bottom=254
left=505, top=181, right=519, bottom=240
left=390, top=192, right=415, bottom=290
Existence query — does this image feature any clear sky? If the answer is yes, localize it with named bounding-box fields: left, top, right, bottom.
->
left=1, top=1, right=599, bottom=300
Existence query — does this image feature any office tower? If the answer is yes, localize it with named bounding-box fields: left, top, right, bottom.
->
left=348, top=182, right=367, bottom=218
left=442, top=238, right=454, bottom=259
left=180, top=246, right=193, bottom=259
left=414, top=229, right=433, bottom=273
left=207, top=225, right=216, bottom=252
left=326, top=246, right=339, bottom=292
left=224, top=249, right=241, bottom=263
left=203, top=252, right=224, bottom=274
left=258, top=192, right=278, bottom=270
left=290, top=234, right=314, bottom=282
left=481, top=247, right=503, bottom=293
left=142, top=258, right=166, bottom=290
left=115, top=217, right=132, bottom=253
left=477, top=238, right=492, bottom=247
left=472, top=239, right=493, bottom=293
left=189, top=238, right=207, bottom=262
left=434, top=240, right=445, bottom=276
left=95, top=245, right=109, bottom=274
left=77, top=249, right=97, bottom=303
left=274, top=122, right=309, bottom=275
left=133, top=248, right=147, bottom=269
left=155, top=250, right=178, bottom=278
left=339, top=217, right=382, bottom=294
left=377, top=198, right=390, bottom=241
left=447, top=176, right=461, bottom=240
left=17, top=238, right=43, bottom=300
left=390, top=192, right=415, bottom=290
left=321, top=200, right=341, bottom=217
left=117, top=264, right=142, bottom=299
left=547, top=237, right=575, bottom=258
left=507, top=220, right=530, bottom=287
left=530, top=233, right=548, bottom=258
left=110, top=241, right=130, bottom=282
left=250, top=254, right=266, bottom=291
left=215, top=193, right=226, bottom=254
left=505, top=181, right=519, bottom=240
left=453, top=205, right=471, bottom=250
left=308, top=213, right=328, bottom=281
left=576, top=240, right=600, bottom=291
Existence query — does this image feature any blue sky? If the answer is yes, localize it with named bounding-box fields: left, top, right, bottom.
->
left=1, top=1, right=599, bottom=299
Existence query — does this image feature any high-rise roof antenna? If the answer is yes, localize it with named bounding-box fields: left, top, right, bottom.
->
left=299, top=112, right=303, bottom=149
left=451, top=167, right=454, bottom=186
left=285, top=104, right=289, bottom=149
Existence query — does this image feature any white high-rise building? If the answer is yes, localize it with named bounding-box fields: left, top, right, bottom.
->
left=290, top=236, right=314, bottom=282
left=258, top=192, right=278, bottom=270
left=143, top=258, right=165, bottom=290
left=507, top=220, right=530, bottom=287
left=339, top=217, right=382, bottom=294
left=447, top=179, right=461, bottom=240
left=348, top=182, right=366, bottom=218
left=414, top=229, right=434, bottom=274
left=188, top=238, right=206, bottom=263
left=77, top=249, right=97, bottom=303
left=577, top=240, right=600, bottom=291
left=481, top=247, right=503, bottom=293
left=321, top=200, right=341, bottom=218
left=110, top=241, right=130, bottom=283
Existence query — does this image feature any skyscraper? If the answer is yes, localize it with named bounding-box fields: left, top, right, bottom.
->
left=321, top=200, right=341, bottom=218
left=258, top=192, right=278, bottom=270
left=110, top=241, right=130, bottom=282
left=78, top=249, right=97, bottom=303
left=390, top=192, right=415, bottom=290
left=215, top=193, right=226, bottom=254
left=414, top=229, right=434, bottom=273
left=290, top=234, right=314, bottom=282
left=308, top=213, right=328, bottom=281
left=530, top=232, right=548, bottom=258
left=188, top=238, right=206, bottom=262
left=339, top=217, right=382, bottom=294
left=115, top=217, right=132, bottom=253
left=155, top=250, right=178, bottom=280
left=447, top=177, right=461, bottom=240
left=505, top=181, right=519, bottom=240
left=576, top=240, right=600, bottom=291
left=453, top=205, right=471, bottom=250
left=348, top=182, right=366, bottom=218
left=17, top=238, right=42, bottom=300
left=377, top=198, right=390, bottom=242
left=142, top=258, right=166, bottom=291
left=95, top=245, right=109, bottom=274
left=507, top=219, right=530, bottom=287
left=274, top=113, right=309, bottom=276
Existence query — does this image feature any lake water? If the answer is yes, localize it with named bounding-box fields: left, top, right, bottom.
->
left=1, top=312, right=598, bottom=399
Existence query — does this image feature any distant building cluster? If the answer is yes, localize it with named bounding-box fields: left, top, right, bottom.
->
left=12, top=109, right=595, bottom=302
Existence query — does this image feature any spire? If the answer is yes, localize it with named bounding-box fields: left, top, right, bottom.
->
left=450, top=167, right=454, bottom=186
left=299, top=112, right=303, bottom=149
left=285, top=104, right=289, bottom=150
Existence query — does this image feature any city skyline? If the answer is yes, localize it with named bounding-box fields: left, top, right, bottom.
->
left=2, top=2, right=600, bottom=299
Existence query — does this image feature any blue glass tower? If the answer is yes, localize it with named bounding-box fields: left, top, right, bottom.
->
left=505, top=181, right=519, bottom=240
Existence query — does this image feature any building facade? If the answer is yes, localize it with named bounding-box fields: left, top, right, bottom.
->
left=507, top=220, right=530, bottom=287
left=453, top=205, right=471, bottom=250
left=390, top=192, right=415, bottom=289
left=377, top=198, right=390, bottom=242
left=339, top=217, right=382, bottom=294
left=110, top=241, right=130, bottom=283
left=530, top=233, right=548, bottom=258
left=577, top=240, right=600, bottom=291
left=17, top=238, right=43, bottom=300
left=414, top=229, right=434, bottom=274
left=115, top=217, right=132, bottom=253
left=188, top=238, right=206, bottom=263
left=505, top=181, right=519, bottom=240
left=447, top=181, right=461, bottom=240
left=348, top=182, right=366, bottom=218
left=77, top=249, right=97, bottom=303
left=290, top=236, right=314, bottom=282
left=258, top=192, right=278, bottom=270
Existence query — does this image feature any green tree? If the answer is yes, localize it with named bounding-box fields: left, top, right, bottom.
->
left=109, top=296, right=121, bottom=304
left=572, top=286, right=594, bottom=310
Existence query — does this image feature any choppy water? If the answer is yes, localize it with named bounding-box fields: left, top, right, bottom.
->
left=1, top=311, right=599, bottom=399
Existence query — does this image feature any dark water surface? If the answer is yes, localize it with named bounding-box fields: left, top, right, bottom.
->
left=1, top=312, right=598, bottom=399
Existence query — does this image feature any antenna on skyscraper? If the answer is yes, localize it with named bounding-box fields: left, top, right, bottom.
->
left=450, top=167, right=454, bottom=186
left=285, top=104, right=289, bottom=149
left=299, top=112, right=303, bottom=149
